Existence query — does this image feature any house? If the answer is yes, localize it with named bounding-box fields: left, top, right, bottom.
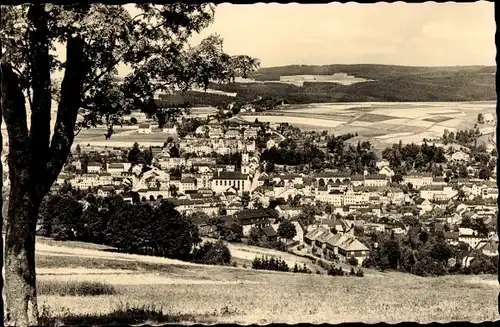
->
left=420, top=185, right=457, bottom=201
left=180, top=177, right=197, bottom=193
left=97, top=185, right=115, bottom=197
left=162, top=123, right=177, bottom=134
left=378, top=166, right=395, bottom=178
left=364, top=174, right=388, bottom=187
left=243, top=128, right=258, bottom=139
left=477, top=238, right=499, bottom=257
left=138, top=123, right=152, bottom=134
left=224, top=129, right=242, bottom=139
left=403, top=173, right=433, bottom=189
left=259, top=226, right=279, bottom=243
left=107, top=163, right=126, bottom=175
left=451, top=151, right=470, bottom=162
left=306, top=227, right=370, bottom=264
left=235, top=209, right=276, bottom=236
left=158, top=157, right=186, bottom=170
left=275, top=205, right=302, bottom=219
left=208, top=126, right=224, bottom=138
left=304, top=226, right=330, bottom=247
left=376, top=159, right=390, bottom=169
left=190, top=213, right=216, bottom=237
left=87, top=162, right=102, bottom=173
left=458, top=228, right=486, bottom=248
left=335, top=236, right=370, bottom=264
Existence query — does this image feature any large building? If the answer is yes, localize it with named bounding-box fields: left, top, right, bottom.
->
left=211, top=171, right=251, bottom=194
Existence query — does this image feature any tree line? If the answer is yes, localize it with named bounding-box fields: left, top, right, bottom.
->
left=38, top=193, right=212, bottom=262
left=360, top=229, right=496, bottom=276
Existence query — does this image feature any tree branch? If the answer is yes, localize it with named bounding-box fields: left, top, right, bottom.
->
left=0, top=63, right=30, bottom=176
left=45, top=36, right=87, bottom=193
left=27, top=4, right=52, bottom=170
left=82, top=20, right=170, bottom=95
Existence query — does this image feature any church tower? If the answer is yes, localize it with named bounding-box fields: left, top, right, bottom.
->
left=241, top=144, right=250, bottom=174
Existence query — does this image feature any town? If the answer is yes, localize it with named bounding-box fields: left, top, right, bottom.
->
left=10, top=103, right=496, bottom=277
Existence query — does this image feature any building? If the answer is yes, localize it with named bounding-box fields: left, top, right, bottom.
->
left=451, top=151, right=470, bottom=162
left=419, top=185, right=457, bottom=201
left=403, top=173, right=433, bottom=189
left=107, top=163, right=126, bottom=175
left=138, top=123, right=152, bottom=134
left=87, top=162, right=102, bottom=173
left=364, top=174, right=388, bottom=187
left=235, top=209, right=276, bottom=236
left=162, top=123, right=177, bottom=134
left=211, top=171, right=251, bottom=194
left=275, top=205, right=302, bottom=219
left=458, top=228, right=486, bottom=248
left=224, top=129, right=242, bottom=139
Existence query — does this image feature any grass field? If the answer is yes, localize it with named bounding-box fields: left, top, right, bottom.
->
left=30, top=237, right=499, bottom=325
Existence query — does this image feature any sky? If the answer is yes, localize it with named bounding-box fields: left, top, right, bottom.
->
left=186, top=1, right=496, bottom=68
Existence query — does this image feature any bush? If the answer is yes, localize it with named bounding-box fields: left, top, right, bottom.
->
left=191, top=240, right=232, bottom=266
left=327, top=265, right=345, bottom=276
left=348, top=256, right=359, bottom=267
left=37, top=280, right=117, bottom=297
left=252, top=255, right=290, bottom=272
left=356, top=268, right=364, bottom=277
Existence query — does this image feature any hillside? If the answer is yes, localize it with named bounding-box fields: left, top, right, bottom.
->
left=34, top=237, right=498, bottom=324
left=162, top=65, right=496, bottom=105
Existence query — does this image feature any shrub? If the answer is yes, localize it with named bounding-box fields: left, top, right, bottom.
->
left=191, top=240, right=232, bottom=266
left=37, top=280, right=117, bottom=297
left=356, top=268, right=365, bottom=277
left=252, top=255, right=290, bottom=272
left=348, top=256, right=359, bottom=267
left=327, top=265, right=345, bottom=276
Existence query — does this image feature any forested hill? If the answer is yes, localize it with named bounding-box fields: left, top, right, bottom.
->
left=160, top=64, right=496, bottom=105
left=249, top=64, right=496, bottom=81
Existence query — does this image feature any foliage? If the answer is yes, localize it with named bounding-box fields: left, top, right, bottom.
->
left=327, top=265, right=345, bottom=276
left=292, top=263, right=312, bottom=274
left=191, top=240, right=232, bottom=266
left=252, top=255, right=289, bottom=272
left=40, top=195, right=201, bottom=261
left=382, top=141, right=446, bottom=174
left=277, top=220, right=297, bottom=243
left=214, top=65, right=497, bottom=103
left=38, top=194, right=84, bottom=240
left=347, top=256, right=359, bottom=267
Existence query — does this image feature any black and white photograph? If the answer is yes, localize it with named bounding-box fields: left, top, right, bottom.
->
left=0, top=1, right=497, bottom=326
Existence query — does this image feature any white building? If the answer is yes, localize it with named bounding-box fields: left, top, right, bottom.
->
left=162, top=123, right=177, bottom=134
left=138, top=123, right=152, bottom=134
left=211, top=171, right=251, bottom=194
left=403, top=173, right=433, bottom=189
left=451, top=151, right=470, bottom=162
left=87, top=162, right=102, bottom=174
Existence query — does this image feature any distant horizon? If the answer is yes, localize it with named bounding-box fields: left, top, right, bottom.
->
left=256, top=63, right=496, bottom=69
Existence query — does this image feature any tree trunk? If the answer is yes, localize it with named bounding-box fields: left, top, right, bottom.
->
left=1, top=64, right=41, bottom=326
left=4, top=186, right=41, bottom=327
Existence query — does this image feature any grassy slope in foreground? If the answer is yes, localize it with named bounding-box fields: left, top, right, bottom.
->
left=34, top=237, right=498, bottom=324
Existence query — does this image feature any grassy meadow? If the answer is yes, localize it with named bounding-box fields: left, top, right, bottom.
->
left=32, top=237, right=499, bottom=325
